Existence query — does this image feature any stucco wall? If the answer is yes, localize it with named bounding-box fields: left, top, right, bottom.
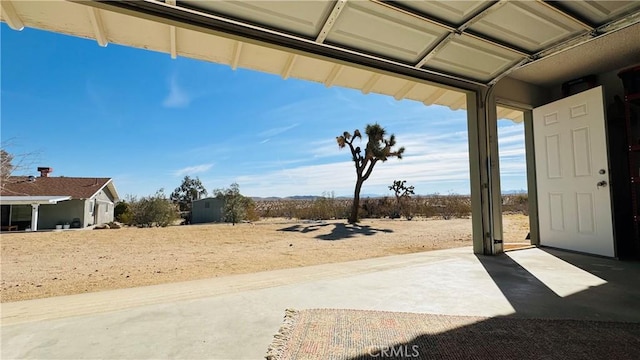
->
left=84, top=187, right=117, bottom=227
left=192, top=198, right=225, bottom=224
left=493, top=77, right=549, bottom=109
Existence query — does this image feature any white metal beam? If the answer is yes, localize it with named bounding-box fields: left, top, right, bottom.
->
left=536, top=0, right=594, bottom=30
left=281, top=54, right=297, bottom=79
left=323, top=64, right=343, bottom=87
left=422, top=88, right=447, bottom=105
left=88, top=7, right=108, bottom=47
left=415, top=0, right=512, bottom=69
left=169, top=26, right=177, bottom=59
left=361, top=73, right=382, bottom=94
left=231, top=41, right=243, bottom=70
left=415, top=33, right=455, bottom=68
left=1, top=0, right=24, bottom=31
left=394, top=81, right=416, bottom=101
left=316, top=0, right=348, bottom=43
left=450, top=95, right=467, bottom=110
left=167, top=0, right=177, bottom=58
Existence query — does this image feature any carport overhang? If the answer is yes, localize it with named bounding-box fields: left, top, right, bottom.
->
left=0, top=196, right=72, bottom=232
left=3, top=0, right=639, bottom=254
left=0, top=196, right=72, bottom=205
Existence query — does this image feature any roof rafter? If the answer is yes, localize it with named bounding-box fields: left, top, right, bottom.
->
left=169, top=26, right=177, bottom=59
left=394, top=81, right=416, bottom=101
left=231, top=41, right=243, bottom=70
left=324, top=64, right=343, bottom=87
left=316, top=0, right=348, bottom=44
left=84, top=0, right=485, bottom=90
left=1, top=0, right=24, bottom=31
left=167, top=0, right=177, bottom=59
left=450, top=95, right=467, bottom=110
left=281, top=54, right=297, bottom=79
left=422, top=88, right=447, bottom=106
left=87, top=7, right=108, bottom=47
left=361, top=73, right=382, bottom=94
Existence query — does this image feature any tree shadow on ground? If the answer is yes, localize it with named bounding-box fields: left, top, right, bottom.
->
left=278, top=221, right=393, bottom=241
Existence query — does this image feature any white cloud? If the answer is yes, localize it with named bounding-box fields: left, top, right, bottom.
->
left=163, top=76, right=191, bottom=108
left=173, top=163, right=213, bottom=177
left=258, top=123, right=299, bottom=138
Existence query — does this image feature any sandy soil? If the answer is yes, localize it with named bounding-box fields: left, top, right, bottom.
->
left=0, top=215, right=529, bottom=302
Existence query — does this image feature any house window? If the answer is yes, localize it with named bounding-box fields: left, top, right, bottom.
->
left=205, top=201, right=210, bottom=209
left=105, top=204, right=109, bottom=213
left=89, top=200, right=94, bottom=214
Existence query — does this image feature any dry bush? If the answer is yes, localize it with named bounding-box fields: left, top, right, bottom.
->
left=501, top=194, right=529, bottom=215
left=253, top=193, right=529, bottom=221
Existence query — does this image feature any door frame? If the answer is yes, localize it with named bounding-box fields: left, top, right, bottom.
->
left=495, top=99, right=540, bottom=248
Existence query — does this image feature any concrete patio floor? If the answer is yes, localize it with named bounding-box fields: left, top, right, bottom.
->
left=2, top=246, right=640, bottom=359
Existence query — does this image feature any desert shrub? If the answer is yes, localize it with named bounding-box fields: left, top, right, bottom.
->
left=114, top=200, right=132, bottom=224
left=432, top=193, right=471, bottom=220
left=301, top=192, right=350, bottom=220
left=127, top=190, right=180, bottom=227
left=213, top=183, right=256, bottom=225
left=502, top=194, right=529, bottom=215
left=244, top=199, right=260, bottom=222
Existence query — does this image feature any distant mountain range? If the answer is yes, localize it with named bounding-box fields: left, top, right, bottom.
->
left=252, top=190, right=527, bottom=201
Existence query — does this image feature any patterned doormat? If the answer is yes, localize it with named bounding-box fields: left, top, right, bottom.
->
left=266, top=308, right=640, bottom=360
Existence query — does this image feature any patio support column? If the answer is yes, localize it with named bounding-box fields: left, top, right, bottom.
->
left=30, top=204, right=39, bottom=231
left=466, top=88, right=503, bottom=255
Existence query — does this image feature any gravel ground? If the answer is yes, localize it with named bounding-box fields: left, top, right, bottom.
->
left=0, top=214, right=529, bottom=302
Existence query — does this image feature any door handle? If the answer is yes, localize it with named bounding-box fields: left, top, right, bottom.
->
left=597, top=180, right=608, bottom=188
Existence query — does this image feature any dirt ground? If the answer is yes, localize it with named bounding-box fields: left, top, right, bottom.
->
left=0, top=214, right=529, bottom=302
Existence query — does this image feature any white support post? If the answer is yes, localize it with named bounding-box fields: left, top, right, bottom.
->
left=30, top=204, right=39, bottom=232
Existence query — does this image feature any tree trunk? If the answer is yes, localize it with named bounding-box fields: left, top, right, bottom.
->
left=349, top=179, right=363, bottom=224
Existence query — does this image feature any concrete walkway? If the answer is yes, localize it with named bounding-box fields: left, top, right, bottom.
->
left=2, top=247, right=640, bottom=359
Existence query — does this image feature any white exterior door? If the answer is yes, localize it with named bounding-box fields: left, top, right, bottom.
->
left=533, top=86, right=615, bottom=257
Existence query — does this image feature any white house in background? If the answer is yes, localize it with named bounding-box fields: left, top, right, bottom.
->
left=0, top=167, right=119, bottom=231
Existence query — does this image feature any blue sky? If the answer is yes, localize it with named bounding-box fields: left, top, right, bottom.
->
left=1, top=24, right=527, bottom=198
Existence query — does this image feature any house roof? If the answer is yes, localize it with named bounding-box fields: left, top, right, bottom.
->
left=1, top=177, right=119, bottom=201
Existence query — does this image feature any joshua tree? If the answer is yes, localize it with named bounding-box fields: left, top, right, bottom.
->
left=337, top=123, right=405, bottom=224
left=389, top=180, right=415, bottom=218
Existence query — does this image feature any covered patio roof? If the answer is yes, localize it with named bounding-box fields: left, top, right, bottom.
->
left=0, top=196, right=72, bottom=205
left=5, top=1, right=638, bottom=122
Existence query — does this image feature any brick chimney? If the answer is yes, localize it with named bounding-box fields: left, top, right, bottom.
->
left=37, top=167, right=53, bottom=177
